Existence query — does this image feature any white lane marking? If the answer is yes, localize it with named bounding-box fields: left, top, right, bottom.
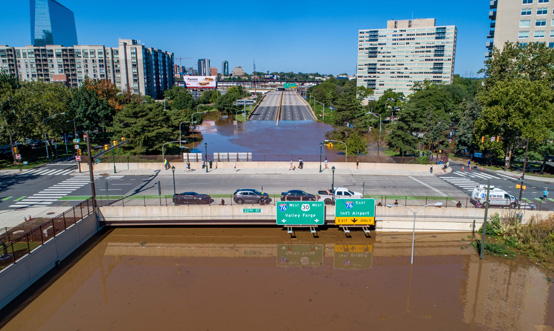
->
left=409, top=176, right=447, bottom=197
left=10, top=205, right=30, bottom=208
left=14, top=201, right=52, bottom=205
left=21, top=199, right=59, bottom=202
left=470, top=173, right=500, bottom=180
left=496, top=173, right=518, bottom=181
left=49, top=169, right=66, bottom=175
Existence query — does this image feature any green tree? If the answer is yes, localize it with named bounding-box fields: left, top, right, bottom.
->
left=70, top=81, right=113, bottom=139
left=164, top=86, right=195, bottom=111
left=455, top=99, right=482, bottom=156
left=385, top=101, right=425, bottom=156
left=476, top=78, right=554, bottom=169
left=324, top=127, right=367, bottom=156
left=110, top=100, right=175, bottom=155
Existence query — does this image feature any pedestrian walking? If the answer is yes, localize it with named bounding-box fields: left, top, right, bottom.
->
left=430, top=165, right=433, bottom=174
left=186, top=162, right=191, bottom=171
left=356, top=160, right=359, bottom=169
left=234, top=162, right=237, bottom=172
left=543, top=188, right=549, bottom=201
left=324, top=158, right=328, bottom=169
left=289, top=159, right=293, bottom=170
left=468, top=159, right=471, bottom=171
left=164, top=159, right=169, bottom=170
left=202, top=161, right=205, bottom=169
left=299, top=158, right=303, bottom=169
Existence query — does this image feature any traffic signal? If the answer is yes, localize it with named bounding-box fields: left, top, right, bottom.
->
left=496, top=136, right=500, bottom=142
left=78, top=149, right=82, bottom=156
left=13, top=147, right=18, bottom=154
left=121, top=137, right=126, bottom=142
left=481, top=136, right=485, bottom=143
left=104, top=144, right=109, bottom=150
left=112, top=140, right=117, bottom=146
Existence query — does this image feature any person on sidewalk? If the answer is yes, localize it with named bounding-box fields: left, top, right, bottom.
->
left=430, top=165, right=433, bottom=174
left=324, top=158, right=328, bottom=169
left=289, top=159, right=293, bottom=170
left=356, top=160, right=359, bottom=169
left=543, top=188, right=549, bottom=201
left=234, top=162, right=237, bottom=172
left=299, top=158, right=303, bottom=169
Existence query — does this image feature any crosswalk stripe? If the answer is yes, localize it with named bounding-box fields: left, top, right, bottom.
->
left=9, top=204, right=30, bottom=208
left=21, top=199, right=59, bottom=202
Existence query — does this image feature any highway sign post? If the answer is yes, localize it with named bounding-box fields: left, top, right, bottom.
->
left=276, top=201, right=325, bottom=226
left=335, top=199, right=375, bottom=225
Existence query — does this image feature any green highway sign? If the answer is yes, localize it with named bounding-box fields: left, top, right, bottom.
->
left=283, top=83, right=297, bottom=89
left=243, top=208, right=261, bottom=213
left=335, top=199, right=375, bottom=226
left=276, top=201, right=325, bottom=226
left=277, top=244, right=324, bottom=267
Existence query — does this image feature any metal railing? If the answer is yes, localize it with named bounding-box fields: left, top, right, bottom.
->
left=0, top=198, right=95, bottom=271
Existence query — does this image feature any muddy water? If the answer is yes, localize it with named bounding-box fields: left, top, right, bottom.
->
left=3, top=228, right=554, bottom=331
left=188, top=117, right=339, bottom=160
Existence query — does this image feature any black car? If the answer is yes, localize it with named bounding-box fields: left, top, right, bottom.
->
left=233, top=189, right=270, bottom=204
left=281, top=190, right=316, bottom=201
left=173, top=192, right=211, bottom=205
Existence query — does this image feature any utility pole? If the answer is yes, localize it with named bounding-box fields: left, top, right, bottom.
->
left=86, top=131, right=96, bottom=207
left=518, top=138, right=530, bottom=209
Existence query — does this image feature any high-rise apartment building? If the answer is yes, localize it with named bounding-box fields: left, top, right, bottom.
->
left=31, top=0, right=78, bottom=46
left=357, top=19, right=457, bottom=98
left=0, top=39, right=174, bottom=99
left=222, top=60, right=229, bottom=76
left=232, top=66, right=245, bottom=77
left=487, top=0, right=554, bottom=57
left=197, top=58, right=210, bottom=76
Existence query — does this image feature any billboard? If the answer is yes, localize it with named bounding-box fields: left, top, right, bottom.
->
left=183, top=76, right=217, bottom=88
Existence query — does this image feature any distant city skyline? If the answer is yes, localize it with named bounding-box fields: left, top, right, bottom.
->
left=0, top=0, right=490, bottom=77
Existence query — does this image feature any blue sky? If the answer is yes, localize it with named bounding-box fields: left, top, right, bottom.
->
left=1, top=0, right=490, bottom=76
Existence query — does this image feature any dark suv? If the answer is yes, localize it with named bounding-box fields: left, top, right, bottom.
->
left=233, top=189, right=270, bottom=204
left=281, top=190, right=316, bottom=201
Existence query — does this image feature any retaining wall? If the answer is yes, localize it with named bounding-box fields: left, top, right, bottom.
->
left=0, top=213, right=101, bottom=310
left=98, top=205, right=553, bottom=232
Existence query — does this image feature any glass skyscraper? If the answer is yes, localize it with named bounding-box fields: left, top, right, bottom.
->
left=30, top=0, right=78, bottom=46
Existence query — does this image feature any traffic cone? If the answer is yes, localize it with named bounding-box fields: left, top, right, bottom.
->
left=481, top=167, right=484, bottom=171
left=462, top=166, right=465, bottom=171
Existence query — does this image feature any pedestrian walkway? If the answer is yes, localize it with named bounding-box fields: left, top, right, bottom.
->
left=19, top=168, right=75, bottom=176
left=439, top=176, right=480, bottom=191
left=453, top=171, right=501, bottom=180
left=10, top=176, right=90, bottom=208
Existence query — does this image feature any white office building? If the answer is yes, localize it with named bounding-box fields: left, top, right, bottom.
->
left=357, top=18, right=457, bottom=98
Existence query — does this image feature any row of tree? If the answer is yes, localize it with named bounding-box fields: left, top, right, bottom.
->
left=309, top=42, right=554, bottom=170
left=0, top=76, right=251, bottom=161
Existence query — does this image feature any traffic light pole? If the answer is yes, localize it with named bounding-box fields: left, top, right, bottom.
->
left=518, top=138, right=530, bottom=209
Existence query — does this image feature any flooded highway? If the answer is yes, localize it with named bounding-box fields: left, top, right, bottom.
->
left=3, top=227, right=554, bottom=330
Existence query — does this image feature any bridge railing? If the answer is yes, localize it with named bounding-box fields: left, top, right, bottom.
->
left=0, top=198, right=95, bottom=272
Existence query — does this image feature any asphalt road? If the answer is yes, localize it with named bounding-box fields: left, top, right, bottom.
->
left=437, top=162, right=554, bottom=207
left=0, top=161, right=150, bottom=210
left=280, top=91, right=315, bottom=121
left=249, top=91, right=280, bottom=121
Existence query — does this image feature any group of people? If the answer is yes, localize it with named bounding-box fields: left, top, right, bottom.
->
left=289, top=158, right=305, bottom=170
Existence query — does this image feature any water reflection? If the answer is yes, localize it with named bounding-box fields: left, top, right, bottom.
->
left=2, top=228, right=553, bottom=330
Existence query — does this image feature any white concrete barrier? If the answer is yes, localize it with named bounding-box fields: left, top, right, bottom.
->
left=98, top=205, right=554, bottom=232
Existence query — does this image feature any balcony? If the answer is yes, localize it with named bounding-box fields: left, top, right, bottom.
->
left=490, top=0, right=497, bottom=9
left=487, top=30, right=495, bottom=39
left=489, top=10, right=496, bottom=20
left=486, top=41, right=493, bottom=49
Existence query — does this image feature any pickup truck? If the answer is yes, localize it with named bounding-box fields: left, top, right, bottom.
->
left=317, top=187, right=364, bottom=205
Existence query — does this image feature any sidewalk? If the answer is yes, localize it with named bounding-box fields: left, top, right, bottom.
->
left=0, top=206, right=70, bottom=233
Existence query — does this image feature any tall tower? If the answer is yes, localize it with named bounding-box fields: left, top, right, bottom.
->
left=197, top=58, right=210, bottom=76
left=222, top=60, right=229, bottom=76
left=30, top=0, right=78, bottom=46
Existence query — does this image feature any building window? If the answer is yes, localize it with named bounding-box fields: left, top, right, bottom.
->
left=537, top=7, right=548, bottom=15
left=522, top=8, right=532, bottom=15
left=539, top=0, right=549, bottom=3
left=534, top=30, right=545, bottom=37
left=536, top=19, right=547, bottom=26
left=520, top=20, right=531, bottom=27
left=519, top=31, right=530, bottom=38
left=549, top=42, right=554, bottom=48
left=523, top=0, right=533, bottom=3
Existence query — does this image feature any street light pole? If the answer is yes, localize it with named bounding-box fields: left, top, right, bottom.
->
left=319, top=142, right=323, bottom=173
left=331, top=166, right=336, bottom=201
left=204, top=143, right=208, bottom=173
left=325, top=139, right=348, bottom=162
left=387, top=202, right=443, bottom=264
left=171, top=166, right=176, bottom=195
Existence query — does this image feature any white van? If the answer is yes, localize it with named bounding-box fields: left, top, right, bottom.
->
left=471, top=185, right=518, bottom=208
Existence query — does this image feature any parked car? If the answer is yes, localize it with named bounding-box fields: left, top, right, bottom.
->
left=173, top=192, right=212, bottom=205
left=281, top=190, right=316, bottom=201
left=233, top=189, right=270, bottom=204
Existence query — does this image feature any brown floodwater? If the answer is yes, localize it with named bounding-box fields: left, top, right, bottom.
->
left=2, top=228, right=554, bottom=331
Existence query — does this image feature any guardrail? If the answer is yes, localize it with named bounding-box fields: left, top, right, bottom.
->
left=0, top=198, right=95, bottom=271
